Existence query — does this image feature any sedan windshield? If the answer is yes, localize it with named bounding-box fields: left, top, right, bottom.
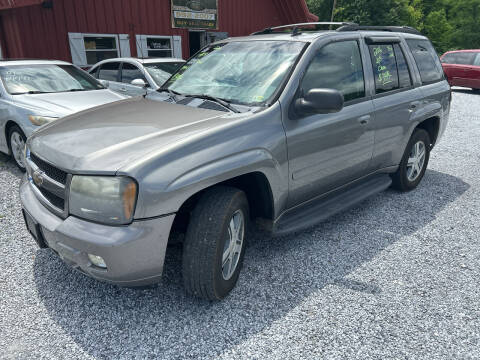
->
left=164, top=41, right=306, bottom=106
left=0, top=64, right=104, bottom=95
left=144, top=62, right=185, bottom=86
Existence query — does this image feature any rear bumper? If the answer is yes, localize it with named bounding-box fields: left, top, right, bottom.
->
left=20, top=176, right=175, bottom=287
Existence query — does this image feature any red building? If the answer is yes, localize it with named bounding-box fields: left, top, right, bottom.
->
left=0, top=0, right=317, bottom=67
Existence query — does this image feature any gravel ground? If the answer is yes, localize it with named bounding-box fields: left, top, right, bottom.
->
left=1, top=89, right=479, bottom=360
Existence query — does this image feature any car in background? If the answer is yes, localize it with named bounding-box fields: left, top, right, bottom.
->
left=0, top=60, right=127, bottom=170
left=88, top=58, right=186, bottom=97
left=440, top=50, right=480, bottom=90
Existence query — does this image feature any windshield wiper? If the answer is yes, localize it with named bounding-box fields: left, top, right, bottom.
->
left=11, top=90, right=52, bottom=95
left=183, top=94, right=240, bottom=113
left=64, top=88, right=86, bottom=92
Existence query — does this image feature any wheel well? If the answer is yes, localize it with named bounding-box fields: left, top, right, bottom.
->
left=170, top=172, right=274, bottom=235
left=5, top=120, right=20, bottom=150
left=416, top=117, right=440, bottom=148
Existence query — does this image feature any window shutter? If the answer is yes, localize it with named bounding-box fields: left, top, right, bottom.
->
left=119, top=34, right=131, bottom=57
left=173, top=35, right=182, bottom=59
left=68, top=32, right=87, bottom=66
left=135, top=35, right=147, bottom=58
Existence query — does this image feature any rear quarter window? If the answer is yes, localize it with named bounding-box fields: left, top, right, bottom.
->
left=406, top=39, right=444, bottom=84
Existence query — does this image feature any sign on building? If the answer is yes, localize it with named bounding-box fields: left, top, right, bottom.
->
left=171, top=0, right=218, bottom=30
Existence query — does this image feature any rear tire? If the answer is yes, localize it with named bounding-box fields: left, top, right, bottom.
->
left=7, top=125, right=27, bottom=171
left=391, top=129, right=430, bottom=192
left=182, top=186, right=249, bottom=300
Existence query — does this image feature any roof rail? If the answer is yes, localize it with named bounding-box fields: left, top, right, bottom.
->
left=251, top=22, right=358, bottom=36
left=337, top=25, right=422, bottom=35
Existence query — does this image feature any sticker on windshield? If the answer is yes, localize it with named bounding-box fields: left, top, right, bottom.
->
left=252, top=95, right=265, bottom=102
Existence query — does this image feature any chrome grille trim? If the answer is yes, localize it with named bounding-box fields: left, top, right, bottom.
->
left=26, top=150, right=70, bottom=219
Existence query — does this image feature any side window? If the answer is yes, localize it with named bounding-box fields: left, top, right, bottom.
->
left=300, top=40, right=365, bottom=102
left=474, top=53, right=480, bottom=67
left=88, top=66, right=99, bottom=78
left=121, top=63, right=146, bottom=84
left=395, top=44, right=412, bottom=88
left=369, top=44, right=399, bottom=93
left=98, top=62, right=120, bottom=81
left=406, top=39, right=443, bottom=84
left=455, top=52, right=476, bottom=65
left=441, top=53, right=458, bottom=64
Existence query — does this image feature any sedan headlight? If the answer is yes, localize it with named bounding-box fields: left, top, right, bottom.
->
left=69, top=176, right=138, bottom=225
left=28, top=115, right=57, bottom=126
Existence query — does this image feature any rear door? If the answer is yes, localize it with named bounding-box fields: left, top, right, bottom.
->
left=366, top=38, right=423, bottom=170
left=96, top=61, right=122, bottom=93
left=120, top=62, right=148, bottom=97
left=443, top=52, right=476, bottom=87
left=464, top=52, right=480, bottom=89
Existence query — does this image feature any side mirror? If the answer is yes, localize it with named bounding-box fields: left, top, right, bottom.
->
left=98, top=79, right=110, bottom=88
left=294, top=88, right=344, bottom=116
left=131, top=78, right=147, bottom=87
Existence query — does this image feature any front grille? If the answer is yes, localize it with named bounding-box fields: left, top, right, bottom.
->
left=38, top=186, right=65, bottom=210
left=30, top=153, right=67, bottom=185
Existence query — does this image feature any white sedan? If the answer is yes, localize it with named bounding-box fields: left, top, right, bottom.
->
left=88, top=57, right=186, bottom=97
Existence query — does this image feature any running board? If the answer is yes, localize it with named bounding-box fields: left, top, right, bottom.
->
left=273, top=174, right=392, bottom=236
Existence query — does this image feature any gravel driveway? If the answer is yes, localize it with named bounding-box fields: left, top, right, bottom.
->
left=1, top=89, right=479, bottom=360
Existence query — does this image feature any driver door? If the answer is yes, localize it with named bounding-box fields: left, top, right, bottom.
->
left=283, top=39, right=375, bottom=207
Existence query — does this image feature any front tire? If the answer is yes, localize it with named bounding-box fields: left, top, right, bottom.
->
left=391, top=128, right=430, bottom=192
left=182, top=186, right=249, bottom=300
left=8, top=125, right=27, bottom=171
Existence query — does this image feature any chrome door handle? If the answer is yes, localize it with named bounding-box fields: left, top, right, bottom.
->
left=358, top=115, right=370, bottom=125
left=410, top=101, right=421, bottom=110
left=119, top=88, right=127, bottom=92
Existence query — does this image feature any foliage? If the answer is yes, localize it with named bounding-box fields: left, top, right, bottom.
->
left=306, top=0, right=480, bottom=53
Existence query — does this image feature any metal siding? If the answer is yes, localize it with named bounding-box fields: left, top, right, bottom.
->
left=0, top=0, right=317, bottom=61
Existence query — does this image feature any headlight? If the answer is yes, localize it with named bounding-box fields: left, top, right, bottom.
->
left=28, top=115, right=57, bottom=126
left=69, top=176, right=138, bottom=225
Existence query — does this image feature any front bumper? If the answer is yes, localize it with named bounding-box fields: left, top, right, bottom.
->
left=20, top=176, right=175, bottom=287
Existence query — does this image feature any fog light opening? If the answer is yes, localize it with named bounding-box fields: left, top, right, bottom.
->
left=88, top=254, right=107, bottom=269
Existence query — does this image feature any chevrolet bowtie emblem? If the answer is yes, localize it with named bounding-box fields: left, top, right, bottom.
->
left=33, top=170, right=44, bottom=187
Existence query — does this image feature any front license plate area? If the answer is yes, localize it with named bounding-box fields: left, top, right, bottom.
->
left=22, top=210, right=48, bottom=248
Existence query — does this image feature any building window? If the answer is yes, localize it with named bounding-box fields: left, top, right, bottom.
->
left=136, top=35, right=182, bottom=59
left=84, top=36, right=119, bottom=64
left=146, top=37, right=172, bottom=58
left=68, top=33, right=130, bottom=67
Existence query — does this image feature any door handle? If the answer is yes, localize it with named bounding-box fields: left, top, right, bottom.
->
left=119, top=87, right=127, bottom=92
left=358, top=115, right=370, bottom=125
left=409, top=101, right=421, bottom=110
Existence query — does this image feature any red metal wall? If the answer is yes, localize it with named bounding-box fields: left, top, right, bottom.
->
left=0, top=0, right=317, bottom=61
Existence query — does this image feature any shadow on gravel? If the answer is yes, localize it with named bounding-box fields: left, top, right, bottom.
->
left=0, top=152, right=23, bottom=179
left=33, top=169, right=469, bottom=359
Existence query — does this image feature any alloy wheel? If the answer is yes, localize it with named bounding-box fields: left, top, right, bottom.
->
left=10, top=131, right=26, bottom=169
left=406, top=140, right=426, bottom=182
left=222, top=209, right=245, bottom=280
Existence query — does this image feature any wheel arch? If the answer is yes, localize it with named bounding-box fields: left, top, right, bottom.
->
left=416, top=116, right=440, bottom=148
left=170, top=171, right=275, bottom=235
left=4, top=120, right=25, bottom=153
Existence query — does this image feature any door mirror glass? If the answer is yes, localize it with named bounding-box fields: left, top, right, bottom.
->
left=295, top=88, right=344, bottom=116
left=98, top=79, right=110, bottom=88
left=131, top=78, right=147, bottom=87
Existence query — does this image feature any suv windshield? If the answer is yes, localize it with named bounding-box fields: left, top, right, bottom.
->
left=144, top=62, right=184, bottom=86
left=0, top=64, right=104, bottom=95
left=164, top=41, right=306, bottom=106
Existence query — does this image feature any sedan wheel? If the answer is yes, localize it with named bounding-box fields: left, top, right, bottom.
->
left=9, top=127, right=27, bottom=171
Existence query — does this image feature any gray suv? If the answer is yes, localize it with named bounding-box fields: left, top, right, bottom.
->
left=20, top=23, right=451, bottom=300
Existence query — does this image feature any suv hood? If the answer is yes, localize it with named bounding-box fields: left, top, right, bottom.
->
left=28, top=97, right=231, bottom=173
left=14, top=89, right=126, bottom=117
